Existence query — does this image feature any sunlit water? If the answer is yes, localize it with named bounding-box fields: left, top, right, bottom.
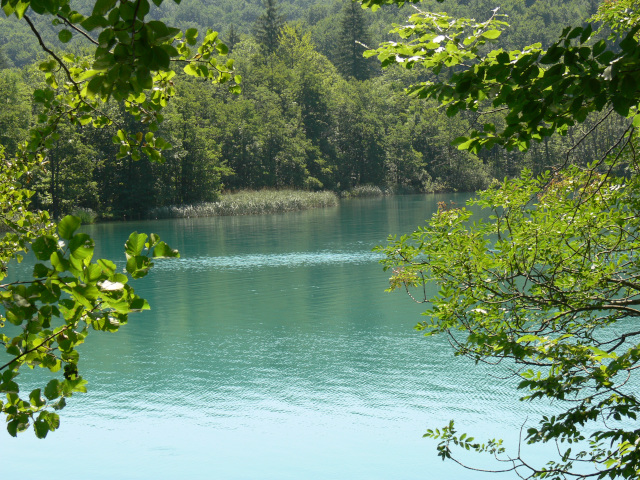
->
left=2, top=195, right=564, bottom=479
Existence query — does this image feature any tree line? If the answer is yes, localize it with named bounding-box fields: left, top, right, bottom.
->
left=0, top=0, right=624, bottom=220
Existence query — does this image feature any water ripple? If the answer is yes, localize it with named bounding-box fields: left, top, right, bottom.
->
left=154, top=250, right=383, bottom=272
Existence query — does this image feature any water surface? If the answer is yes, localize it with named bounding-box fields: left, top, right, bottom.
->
left=1, top=194, right=557, bottom=479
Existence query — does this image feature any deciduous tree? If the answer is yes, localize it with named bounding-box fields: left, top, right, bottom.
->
left=0, top=0, right=243, bottom=436
left=366, top=0, right=640, bottom=478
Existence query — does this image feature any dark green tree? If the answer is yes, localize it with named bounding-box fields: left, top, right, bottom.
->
left=335, top=1, right=375, bottom=80
left=31, top=123, right=99, bottom=219
left=225, top=24, right=241, bottom=52
left=254, top=0, right=286, bottom=55
left=331, top=80, right=385, bottom=187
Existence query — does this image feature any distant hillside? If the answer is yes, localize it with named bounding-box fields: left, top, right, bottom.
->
left=0, top=0, right=602, bottom=69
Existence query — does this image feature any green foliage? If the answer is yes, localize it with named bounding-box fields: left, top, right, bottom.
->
left=0, top=0, right=229, bottom=436
left=0, top=141, right=179, bottom=437
left=1, top=0, right=239, bottom=168
left=0, top=69, right=31, bottom=156
left=368, top=0, right=640, bottom=477
left=378, top=165, right=640, bottom=478
left=365, top=6, right=640, bottom=155
left=0, top=0, right=613, bottom=204
left=341, top=184, right=386, bottom=197
left=0, top=48, right=12, bottom=69
left=591, top=0, right=640, bottom=37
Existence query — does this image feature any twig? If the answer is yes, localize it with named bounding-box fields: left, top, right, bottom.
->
left=24, top=14, right=82, bottom=98
left=56, top=14, right=99, bottom=46
left=0, top=325, right=70, bottom=372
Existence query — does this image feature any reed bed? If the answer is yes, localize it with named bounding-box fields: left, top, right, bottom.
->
left=148, top=190, right=339, bottom=219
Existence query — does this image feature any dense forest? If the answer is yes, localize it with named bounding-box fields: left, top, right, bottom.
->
left=0, top=0, right=625, bottom=219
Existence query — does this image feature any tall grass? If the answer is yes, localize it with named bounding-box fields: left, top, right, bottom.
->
left=148, top=190, right=339, bottom=219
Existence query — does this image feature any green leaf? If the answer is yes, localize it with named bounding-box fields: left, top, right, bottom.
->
left=31, top=236, right=58, bottom=261
left=29, top=0, right=48, bottom=14
left=567, top=26, right=583, bottom=40
left=81, top=15, right=108, bottom=31
left=58, top=216, right=81, bottom=241
left=126, top=256, right=152, bottom=278
left=580, top=24, right=592, bottom=44
left=584, top=78, right=601, bottom=96
left=92, top=0, right=117, bottom=16
left=97, top=259, right=117, bottom=275
left=481, top=30, right=501, bottom=40
left=33, top=420, right=49, bottom=438
left=130, top=296, right=150, bottom=311
left=152, top=241, right=180, bottom=258
left=38, top=59, right=57, bottom=73
left=125, top=232, right=148, bottom=257
left=69, top=233, right=95, bottom=262
left=6, top=420, right=18, bottom=437
left=75, top=69, right=100, bottom=82
left=619, top=32, right=638, bottom=53
left=50, top=252, right=69, bottom=272
left=612, top=96, right=630, bottom=117
left=33, top=263, right=50, bottom=278
left=29, top=389, right=45, bottom=407
left=58, top=29, right=73, bottom=43
left=12, top=0, right=29, bottom=19
left=592, top=39, right=606, bottom=57
left=540, top=45, right=564, bottom=64
left=151, top=46, right=171, bottom=70
left=44, top=379, right=60, bottom=400
left=185, top=28, right=198, bottom=45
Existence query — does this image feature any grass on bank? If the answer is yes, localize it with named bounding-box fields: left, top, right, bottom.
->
left=148, top=190, right=339, bottom=219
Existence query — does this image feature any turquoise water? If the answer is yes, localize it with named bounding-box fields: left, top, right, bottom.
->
left=1, top=195, right=556, bottom=479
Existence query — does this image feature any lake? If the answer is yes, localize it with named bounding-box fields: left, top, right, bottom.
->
left=1, top=194, right=557, bottom=479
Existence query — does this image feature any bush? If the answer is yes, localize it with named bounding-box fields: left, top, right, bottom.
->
left=341, top=185, right=387, bottom=198
left=70, top=207, right=97, bottom=224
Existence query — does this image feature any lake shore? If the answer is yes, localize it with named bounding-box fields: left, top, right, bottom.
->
left=0, top=187, right=412, bottom=230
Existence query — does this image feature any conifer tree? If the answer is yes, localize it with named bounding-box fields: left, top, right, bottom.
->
left=254, top=0, right=285, bottom=56
left=225, top=24, right=241, bottom=53
left=335, top=1, right=375, bottom=80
